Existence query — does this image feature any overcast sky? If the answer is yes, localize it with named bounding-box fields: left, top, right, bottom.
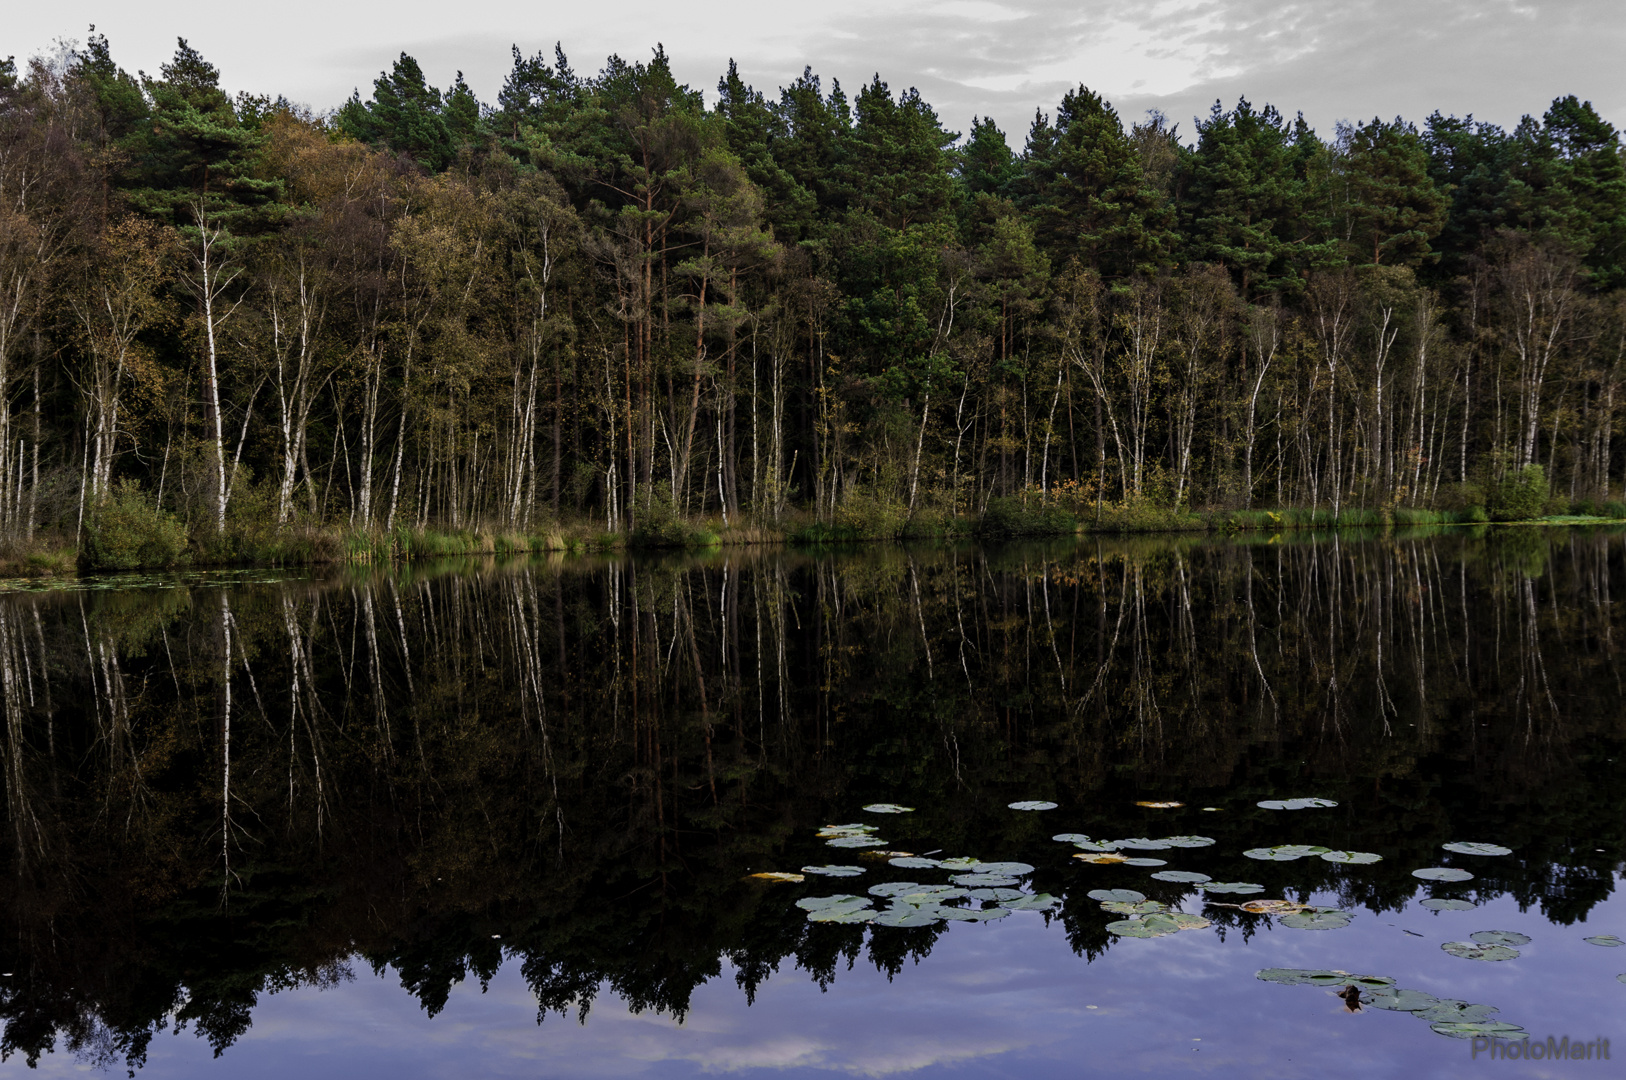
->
left=10, top=1, right=1625, bottom=145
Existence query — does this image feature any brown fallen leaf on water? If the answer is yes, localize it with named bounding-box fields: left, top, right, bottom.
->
left=747, top=872, right=805, bottom=884
left=1135, top=801, right=1184, bottom=809
left=1206, top=898, right=1314, bottom=915
left=1074, top=853, right=1130, bottom=864
left=858, top=850, right=914, bottom=861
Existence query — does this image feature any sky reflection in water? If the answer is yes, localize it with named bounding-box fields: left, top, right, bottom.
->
left=21, top=881, right=1619, bottom=1080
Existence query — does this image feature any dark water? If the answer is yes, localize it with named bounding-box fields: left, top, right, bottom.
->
left=1, top=529, right=1624, bottom=1078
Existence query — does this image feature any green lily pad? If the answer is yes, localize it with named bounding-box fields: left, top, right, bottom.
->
left=807, top=906, right=874, bottom=924
left=1101, top=900, right=1170, bottom=915
left=1470, top=931, right=1531, bottom=947
left=1416, top=1000, right=1501, bottom=1024
left=894, top=886, right=969, bottom=904
left=1161, top=836, right=1217, bottom=848
left=1421, top=898, right=1475, bottom=911
left=966, top=887, right=1025, bottom=901
left=937, top=856, right=981, bottom=870
left=1412, top=867, right=1474, bottom=882
left=1441, top=842, right=1511, bottom=856
left=939, top=906, right=1011, bottom=922
left=1088, top=888, right=1146, bottom=903
left=974, top=862, right=1035, bottom=876
left=1442, top=941, right=1519, bottom=961
left=887, top=857, right=941, bottom=869
left=827, top=836, right=889, bottom=848
left=1257, top=797, right=1338, bottom=810
left=871, top=907, right=941, bottom=928
left=1070, top=841, right=1122, bottom=852
left=797, top=894, right=871, bottom=911
left=1279, top=910, right=1353, bottom=930
left=1200, top=882, right=1265, bottom=894
left=1320, top=850, right=1382, bottom=865
left=867, top=882, right=924, bottom=897
left=1111, top=837, right=1173, bottom=850
left=1052, top=834, right=1096, bottom=844
left=818, top=824, right=878, bottom=836
left=1244, top=844, right=1331, bottom=861
left=1150, top=870, right=1212, bottom=883
left=1121, top=857, right=1167, bottom=867
left=1364, top=987, right=1440, bottom=1012
left=1617, top=974, right=1626, bottom=983
left=802, top=865, right=865, bottom=877
left=1429, top=1021, right=1527, bottom=1041
left=1256, top=968, right=1354, bottom=986
left=1106, top=918, right=1168, bottom=938
left=1584, top=935, right=1624, bottom=947
left=862, top=803, right=914, bottom=813
left=1001, top=893, right=1060, bottom=912
left=1009, top=801, right=1058, bottom=811
left=952, top=873, right=1021, bottom=887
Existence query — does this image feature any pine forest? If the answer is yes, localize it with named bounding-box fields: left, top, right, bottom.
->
left=2, top=34, right=1625, bottom=566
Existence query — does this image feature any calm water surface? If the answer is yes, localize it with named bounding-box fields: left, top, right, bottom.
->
left=1, top=530, right=1624, bottom=1078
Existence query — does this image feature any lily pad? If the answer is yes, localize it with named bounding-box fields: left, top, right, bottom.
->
left=937, top=856, right=981, bottom=870
left=1256, top=968, right=1358, bottom=986
left=797, top=894, right=871, bottom=912
left=1200, top=882, right=1265, bottom=895
left=1413, top=867, right=1474, bottom=882
left=1008, top=801, right=1058, bottom=811
left=894, top=886, right=968, bottom=902
left=1584, top=935, right=1623, bottom=947
left=1150, top=870, right=1212, bottom=883
left=1442, top=941, right=1519, bottom=961
left=862, top=803, right=914, bottom=813
left=1430, top=1021, right=1527, bottom=1040
left=1421, top=898, right=1475, bottom=911
left=1101, top=899, right=1170, bottom=915
left=1069, top=841, right=1123, bottom=853
left=1121, top=858, right=1167, bottom=867
left=1244, top=844, right=1331, bottom=861
left=859, top=850, right=914, bottom=860
left=1470, top=931, right=1531, bottom=947
left=887, top=857, right=942, bottom=869
left=827, top=836, right=888, bottom=849
left=1239, top=899, right=1313, bottom=915
left=867, top=882, right=924, bottom=897
left=1416, top=1000, right=1501, bottom=1024
left=1087, top=888, right=1145, bottom=903
left=802, top=865, right=865, bottom=877
left=1106, top=918, right=1169, bottom=938
left=939, top=906, right=1011, bottom=922
left=1280, top=910, right=1353, bottom=930
left=1441, top=842, right=1512, bottom=856
left=1617, top=974, right=1626, bottom=984
left=817, top=824, right=878, bottom=838
left=1052, top=833, right=1094, bottom=845
left=1001, top=893, right=1060, bottom=912
left=871, top=907, right=941, bottom=928
left=973, top=862, right=1035, bottom=876
left=748, top=872, right=805, bottom=883
left=966, top=888, right=1025, bottom=901
left=1111, top=837, right=1173, bottom=850
left=1074, top=853, right=1130, bottom=864
left=806, top=907, right=873, bottom=924
left=1257, top=797, right=1338, bottom=810
left=952, top=873, right=1021, bottom=887
left=1161, top=836, right=1216, bottom=848
left=1365, top=987, right=1441, bottom=1012
left=1320, top=850, right=1382, bottom=865
left=1135, top=801, right=1184, bottom=808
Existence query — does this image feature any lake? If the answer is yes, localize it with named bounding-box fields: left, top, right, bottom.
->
left=1, top=528, right=1623, bottom=1078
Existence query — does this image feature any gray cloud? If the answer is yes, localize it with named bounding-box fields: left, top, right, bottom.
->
left=9, top=1, right=1622, bottom=147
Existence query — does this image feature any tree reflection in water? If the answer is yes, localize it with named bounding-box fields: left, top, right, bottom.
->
left=0, top=528, right=1622, bottom=1071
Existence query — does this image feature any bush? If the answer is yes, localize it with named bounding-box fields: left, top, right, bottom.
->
left=1603, top=500, right=1626, bottom=519
left=1460, top=505, right=1490, bottom=523
left=1490, top=465, right=1548, bottom=521
left=978, top=496, right=1076, bottom=537
left=628, top=493, right=720, bottom=548
left=81, top=481, right=187, bottom=570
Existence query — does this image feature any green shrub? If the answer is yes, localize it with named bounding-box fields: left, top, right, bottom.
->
left=1490, top=465, right=1548, bottom=521
left=81, top=481, right=187, bottom=570
left=628, top=493, right=720, bottom=548
left=1460, top=505, right=1490, bottom=523
left=978, top=496, right=1076, bottom=537
left=1603, top=500, right=1626, bottom=519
